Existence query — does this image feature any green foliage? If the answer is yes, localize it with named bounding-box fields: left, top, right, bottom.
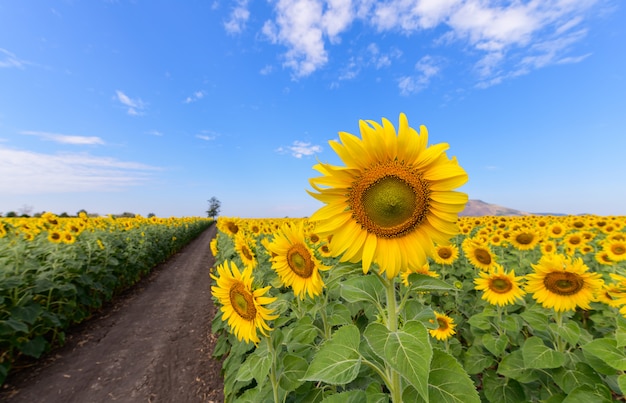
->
left=211, top=216, right=626, bottom=403
left=0, top=215, right=213, bottom=384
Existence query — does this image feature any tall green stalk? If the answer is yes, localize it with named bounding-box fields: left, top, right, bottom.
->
left=383, top=276, right=402, bottom=403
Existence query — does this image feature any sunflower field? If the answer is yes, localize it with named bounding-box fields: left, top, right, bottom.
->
left=209, top=114, right=626, bottom=402
left=0, top=213, right=213, bottom=383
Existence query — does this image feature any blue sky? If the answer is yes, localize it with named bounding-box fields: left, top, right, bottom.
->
left=1, top=0, right=624, bottom=218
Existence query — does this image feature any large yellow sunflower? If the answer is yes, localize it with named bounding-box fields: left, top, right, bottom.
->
left=210, top=261, right=278, bottom=344
left=308, top=113, right=468, bottom=279
left=525, top=254, right=604, bottom=312
left=474, top=264, right=526, bottom=306
left=267, top=222, right=330, bottom=299
left=429, top=311, right=456, bottom=341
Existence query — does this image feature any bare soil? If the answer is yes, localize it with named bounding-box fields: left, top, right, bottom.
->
left=0, top=225, right=224, bottom=403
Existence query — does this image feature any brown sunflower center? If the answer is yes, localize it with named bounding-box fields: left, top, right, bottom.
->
left=287, top=244, right=315, bottom=278
left=349, top=162, right=430, bottom=238
left=611, top=244, right=626, bottom=256
left=229, top=283, right=256, bottom=320
left=227, top=222, right=239, bottom=234
left=543, top=272, right=584, bottom=296
left=569, top=236, right=582, bottom=245
left=241, top=245, right=253, bottom=261
left=516, top=233, right=534, bottom=245
left=438, top=248, right=452, bottom=259
left=474, top=248, right=492, bottom=265
left=490, top=277, right=513, bottom=293
left=436, top=317, right=449, bottom=330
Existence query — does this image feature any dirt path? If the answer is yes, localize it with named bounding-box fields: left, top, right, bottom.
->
left=0, top=225, right=223, bottom=403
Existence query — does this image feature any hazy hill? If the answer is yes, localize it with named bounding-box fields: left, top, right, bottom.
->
left=459, top=200, right=531, bottom=217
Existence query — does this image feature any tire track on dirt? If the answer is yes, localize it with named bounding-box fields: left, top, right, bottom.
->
left=1, top=224, right=223, bottom=403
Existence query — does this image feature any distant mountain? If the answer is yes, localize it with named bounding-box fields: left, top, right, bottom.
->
left=459, top=200, right=530, bottom=217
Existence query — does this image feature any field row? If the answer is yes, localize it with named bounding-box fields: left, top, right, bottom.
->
left=0, top=213, right=214, bottom=384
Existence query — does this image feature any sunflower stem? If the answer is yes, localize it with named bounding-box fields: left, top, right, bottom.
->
left=267, top=335, right=280, bottom=403
left=554, top=311, right=566, bottom=353
left=383, top=276, right=402, bottom=403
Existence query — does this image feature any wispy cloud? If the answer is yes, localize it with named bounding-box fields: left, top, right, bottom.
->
left=184, top=90, right=206, bottom=104
left=146, top=130, right=163, bottom=136
left=0, top=145, right=159, bottom=194
left=21, top=131, right=105, bottom=145
left=276, top=140, right=322, bottom=158
left=224, top=0, right=250, bottom=34
left=115, top=90, right=145, bottom=116
left=195, top=130, right=219, bottom=141
left=0, top=48, right=29, bottom=69
left=367, top=43, right=402, bottom=69
left=257, top=0, right=600, bottom=85
left=398, top=55, right=442, bottom=95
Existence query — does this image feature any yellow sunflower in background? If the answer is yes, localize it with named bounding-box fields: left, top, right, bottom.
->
left=210, top=260, right=278, bottom=344
left=218, top=217, right=241, bottom=236
left=540, top=240, right=558, bottom=255
left=509, top=228, right=542, bottom=251
left=234, top=233, right=257, bottom=270
left=546, top=222, right=567, bottom=239
left=602, top=239, right=626, bottom=262
left=462, top=239, right=497, bottom=271
left=308, top=113, right=468, bottom=279
left=47, top=230, right=62, bottom=244
left=474, top=264, right=526, bottom=306
left=210, top=237, right=219, bottom=257
left=429, top=311, right=456, bottom=341
left=525, top=254, right=604, bottom=312
left=61, top=231, right=76, bottom=244
left=267, top=222, right=330, bottom=299
left=433, top=243, right=459, bottom=265
left=594, top=250, right=613, bottom=266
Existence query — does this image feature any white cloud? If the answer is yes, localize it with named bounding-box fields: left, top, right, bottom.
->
left=184, top=90, right=206, bottom=103
left=398, top=55, right=442, bottom=95
left=115, top=90, right=145, bottom=116
left=259, top=0, right=601, bottom=86
left=146, top=130, right=163, bottom=136
left=21, top=131, right=105, bottom=145
left=260, top=64, right=274, bottom=75
left=0, top=145, right=159, bottom=194
left=224, top=0, right=250, bottom=34
left=262, top=0, right=354, bottom=77
left=276, top=140, right=322, bottom=158
left=195, top=130, right=219, bottom=141
left=367, top=43, right=403, bottom=69
left=0, top=48, right=29, bottom=69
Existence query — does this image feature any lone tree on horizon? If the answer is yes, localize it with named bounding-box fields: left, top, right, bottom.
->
left=207, top=197, right=221, bottom=220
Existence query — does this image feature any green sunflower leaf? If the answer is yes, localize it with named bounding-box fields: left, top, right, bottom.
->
left=582, top=338, right=626, bottom=371
left=340, top=275, right=385, bottom=306
left=427, top=349, right=479, bottom=403
left=303, top=324, right=361, bottom=385
left=320, top=390, right=367, bottom=403
left=384, top=321, right=432, bottom=401
left=407, top=273, right=454, bottom=291
left=482, top=370, right=526, bottom=403
left=522, top=336, right=565, bottom=369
